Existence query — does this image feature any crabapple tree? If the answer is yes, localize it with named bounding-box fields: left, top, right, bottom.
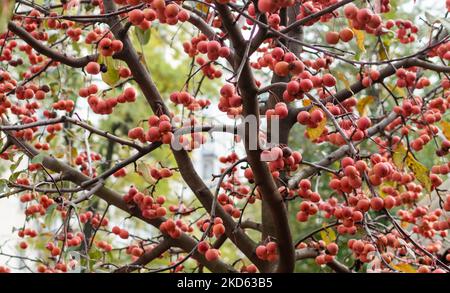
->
left=0, top=0, right=450, bottom=273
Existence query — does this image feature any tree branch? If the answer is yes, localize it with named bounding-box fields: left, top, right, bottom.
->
left=8, top=21, right=97, bottom=68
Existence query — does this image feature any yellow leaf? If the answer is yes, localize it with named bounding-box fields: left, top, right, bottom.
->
left=348, top=19, right=365, bottom=53
left=306, top=107, right=327, bottom=141
left=356, top=96, right=374, bottom=116
left=71, top=147, right=78, bottom=159
left=351, top=28, right=366, bottom=53
left=55, top=152, right=64, bottom=159
left=98, top=55, right=120, bottom=87
left=392, top=144, right=431, bottom=191
left=319, top=224, right=336, bottom=245
left=302, top=98, right=311, bottom=107
left=440, top=120, right=450, bottom=140
left=387, top=83, right=406, bottom=98
left=393, top=143, right=408, bottom=170
left=378, top=40, right=390, bottom=61
left=196, top=3, right=209, bottom=14
left=136, top=163, right=156, bottom=184
left=336, top=72, right=351, bottom=91
left=391, top=263, right=416, bottom=273
left=406, top=154, right=431, bottom=192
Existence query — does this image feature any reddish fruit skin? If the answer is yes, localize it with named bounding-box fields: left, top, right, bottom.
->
left=325, top=31, right=340, bottom=45
left=85, top=62, right=100, bottom=75
left=370, top=197, right=384, bottom=211
left=326, top=243, right=339, bottom=255
left=339, top=28, right=354, bottom=42
left=128, top=9, right=145, bottom=25
left=19, top=241, right=28, bottom=249
left=384, top=195, right=396, bottom=209
left=205, top=248, right=219, bottom=261
left=119, top=229, right=129, bottom=239
left=274, top=61, right=289, bottom=77
left=344, top=4, right=358, bottom=19
left=357, top=117, right=371, bottom=130
left=322, top=74, right=336, bottom=87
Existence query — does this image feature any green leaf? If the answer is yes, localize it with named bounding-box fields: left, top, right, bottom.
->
left=135, top=27, right=151, bottom=45
left=10, top=155, right=23, bottom=172
left=9, top=170, right=23, bottom=182
left=0, top=179, right=8, bottom=193
left=31, top=153, right=46, bottom=164
left=98, top=55, right=120, bottom=87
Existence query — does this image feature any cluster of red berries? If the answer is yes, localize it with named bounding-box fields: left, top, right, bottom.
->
left=348, top=239, right=376, bottom=263
left=112, top=226, right=130, bottom=239
left=297, top=179, right=321, bottom=201
left=52, top=99, right=75, bottom=112
left=169, top=91, right=211, bottom=111
left=15, top=83, right=48, bottom=101
left=325, top=28, right=354, bottom=44
left=394, top=68, right=418, bottom=88
left=344, top=4, right=383, bottom=34
left=126, top=243, right=152, bottom=258
left=80, top=212, right=109, bottom=229
left=263, top=146, right=303, bottom=176
left=408, top=122, right=438, bottom=154
left=0, top=71, right=15, bottom=114
left=160, top=218, right=193, bottom=239
left=45, top=242, right=62, bottom=257
left=19, top=192, right=36, bottom=203
left=65, top=232, right=85, bottom=247
left=265, top=102, right=289, bottom=119
left=18, top=228, right=37, bottom=238
left=296, top=200, right=319, bottom=222
left=431, top=41, right=450, bottom=61
left=268, top=49, right=305, bottom=78
left=285, top=71, right=337, bottom=102
left=197, top=217, right=226, bottom=238
left=218, top=84, right=242, bottom=115
left=24, top=200, right=50, bottom=217
left=255, top=241, right=278, bottom=262
left=386, top=19, right=419, bottom=44
left=297, top=108, right=325, bottom=128
left=197, top=241, right=221, bottom=261
left=188, top=39, right=230, bottom=62
left=326, top=116, right=372, bottom=144
left=358, top=68, right=381, bottom=88
left=257, top=0, right=293, bottom=14
left=123, top=187, right=167, bottom=219
left=294, top=1, right=337, bottom=26
left=127, top=2, right=189, bottom=28
left=218, top=152, right=240, bottom=164
left=36, top=262, right=72, bottom=273
left=75, top=151, right=102, bottom=176
left=93, top=87, right=136, bottom=115
left=402, top=208, right=449, bottom=238
left=314, top=242, right=339, bottom=265
left=128, top=114, right=173, bottom=144
left=95, top=240, right=113, bottom=252
left=147, top=166, right=174, bottom=181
